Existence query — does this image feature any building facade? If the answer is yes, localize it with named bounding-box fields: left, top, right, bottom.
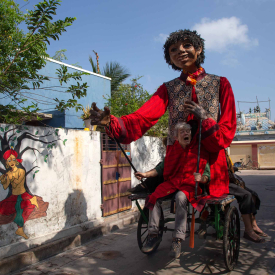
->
left=229, top=111, right=275, bottom=169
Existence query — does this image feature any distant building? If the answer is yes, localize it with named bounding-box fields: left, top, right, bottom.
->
left=229, top=111, right=275, bottom=169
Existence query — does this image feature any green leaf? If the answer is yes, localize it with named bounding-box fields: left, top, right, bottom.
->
left=33, top=170, right=39, bottom=179
left=13, top=137, right=17, bottom=141
left=35, top=130, right=39, bottom=135
left=16, top=130, right=21, bottom=133
left=0, top=128, right=4, bottom=132
left=47, top=144, right=51, bottom=148
left=44, top=155, right=48, bottom=163
left=24, top=127, right=29, bottom=130
left=5, top=126, right=9, bottom=131
left=63, top=139, right=67, bottom=145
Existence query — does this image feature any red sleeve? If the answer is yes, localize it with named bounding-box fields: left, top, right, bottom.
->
left=201, top=77, right=236, bottom=152
left=107, top=84, right=169, bottom=144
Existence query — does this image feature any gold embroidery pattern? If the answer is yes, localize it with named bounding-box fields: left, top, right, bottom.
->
left=165, top=75, right=220, bottom=145
left=165, top=78, right=192, bottom=145
left=195, top=74, right=220, bottom=122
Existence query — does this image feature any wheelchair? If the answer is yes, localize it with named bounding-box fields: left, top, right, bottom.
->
left=128, top=191, right=240, bottom=271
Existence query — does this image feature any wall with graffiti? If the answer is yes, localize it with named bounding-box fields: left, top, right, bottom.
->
left=0, top=124, right=102, bottom=259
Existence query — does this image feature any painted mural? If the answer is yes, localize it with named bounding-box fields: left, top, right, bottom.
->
left=0, top=125, right=67, bottom=239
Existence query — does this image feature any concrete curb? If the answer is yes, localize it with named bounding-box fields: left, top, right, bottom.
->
left=0, top=211, right=139, bottom=275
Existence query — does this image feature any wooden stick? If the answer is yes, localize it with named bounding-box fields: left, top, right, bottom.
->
left=189, top=207, right=195, bottom=248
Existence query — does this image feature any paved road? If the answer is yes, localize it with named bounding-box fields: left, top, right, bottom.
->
left=13, top=171, right=275, bottom=275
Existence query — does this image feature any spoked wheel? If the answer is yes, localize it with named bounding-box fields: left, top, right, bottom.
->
left=137, top=207, right=164, bottom=254
left=223, top=206, right=240, bottom=271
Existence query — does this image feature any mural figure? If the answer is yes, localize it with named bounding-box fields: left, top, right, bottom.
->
left=0, top=149, right=48, bottom=239
left=0, top=126, right=63, bottom=239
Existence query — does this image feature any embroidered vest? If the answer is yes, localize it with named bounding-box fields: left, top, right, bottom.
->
left=165, top=74, right=220, bottom=145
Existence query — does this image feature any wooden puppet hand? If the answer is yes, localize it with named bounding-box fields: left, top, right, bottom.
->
left=89, top=102, right=111, bottom=126
left=184, top=100, right=207, bottom=120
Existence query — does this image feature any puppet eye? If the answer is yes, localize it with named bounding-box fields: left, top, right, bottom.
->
left=183, top=43, right=192, bottom=49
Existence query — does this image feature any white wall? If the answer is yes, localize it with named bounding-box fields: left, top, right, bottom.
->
left=0, top=124, right=102, bottom=259
left=0, top=124, right=164, bottom=259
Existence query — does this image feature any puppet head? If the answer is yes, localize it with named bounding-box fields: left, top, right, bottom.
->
left=163, top=29, right=205, bottom=71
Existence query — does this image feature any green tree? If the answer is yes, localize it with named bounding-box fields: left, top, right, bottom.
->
left=106, top=78, right=168, bottom=137
left=52, top=49, right=68, bottom=61
left=0, top=0, right=88, bottom=125
left=52, top=48, right=82, bottom=68
left=89, top=51, right=130, bottom=94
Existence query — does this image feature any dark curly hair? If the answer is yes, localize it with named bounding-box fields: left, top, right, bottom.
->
left=163, top=29, right=205, bottom=71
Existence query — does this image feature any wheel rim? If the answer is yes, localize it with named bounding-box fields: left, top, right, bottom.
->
left=223, top=207, right=240, bottom=270
left=137, top=207, right=164, bottom=252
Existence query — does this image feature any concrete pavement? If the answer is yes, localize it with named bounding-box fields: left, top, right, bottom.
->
left=12, top=171, right=275, bottom=275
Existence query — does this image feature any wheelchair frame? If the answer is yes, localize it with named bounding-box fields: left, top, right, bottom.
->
left=129, top=193, right=240, bottom=271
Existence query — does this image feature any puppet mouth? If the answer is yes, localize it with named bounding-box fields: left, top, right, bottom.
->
left=178, top=55, right=188, bottom=61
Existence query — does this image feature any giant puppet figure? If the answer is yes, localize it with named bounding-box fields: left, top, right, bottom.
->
left=90, top=29, right=236, bottom=256
left=90, top=29, right=237, bottom=196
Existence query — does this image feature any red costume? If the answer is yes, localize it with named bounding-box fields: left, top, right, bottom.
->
left=107, top=70, right=236, bottom=209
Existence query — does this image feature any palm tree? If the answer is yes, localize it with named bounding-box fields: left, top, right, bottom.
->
left=89, top=51, right=130, bottom=95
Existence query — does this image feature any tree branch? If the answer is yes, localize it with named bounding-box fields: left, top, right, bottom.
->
left=8, top=133, right=16, bottom=143
left=26, top=166, right=40, bottom=176
left=14, top=131, right=55, bottom=153
left=0, top=168, right=6, bottom=174
left=4, top=127, right=16, bottom=141
left=18, top=147, right=43, bottom=159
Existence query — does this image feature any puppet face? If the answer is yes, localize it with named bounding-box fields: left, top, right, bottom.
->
left=169, top=40, right=202, bottom=73
left=6, top=154, right=17, bottom=169
left=177, top=128, right=192, bottom=147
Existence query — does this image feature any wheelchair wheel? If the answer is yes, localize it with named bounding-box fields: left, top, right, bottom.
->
left=137, top=207, right=164, bottom=254
left=223, top=206, right=240, bottom=271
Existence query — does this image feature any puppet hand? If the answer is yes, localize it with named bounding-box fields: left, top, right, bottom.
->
left=135, top=171, right=147, bottom=180
left=184, top=100, right=207, bottom=120
left=89, top=102, right=111, bottom=126
left=194, top=173, right=202, bottom=182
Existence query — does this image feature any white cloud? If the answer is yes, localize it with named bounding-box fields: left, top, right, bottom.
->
left=154, top=33, right=168, bottom=43
left=192, top=17, right=258, bottom=52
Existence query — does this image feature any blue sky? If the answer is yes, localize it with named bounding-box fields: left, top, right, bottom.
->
left=19, top=0, right=275, bottom=119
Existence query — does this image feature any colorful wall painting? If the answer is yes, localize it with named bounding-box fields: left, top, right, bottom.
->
left=0, top=125, right=67, bottom=239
